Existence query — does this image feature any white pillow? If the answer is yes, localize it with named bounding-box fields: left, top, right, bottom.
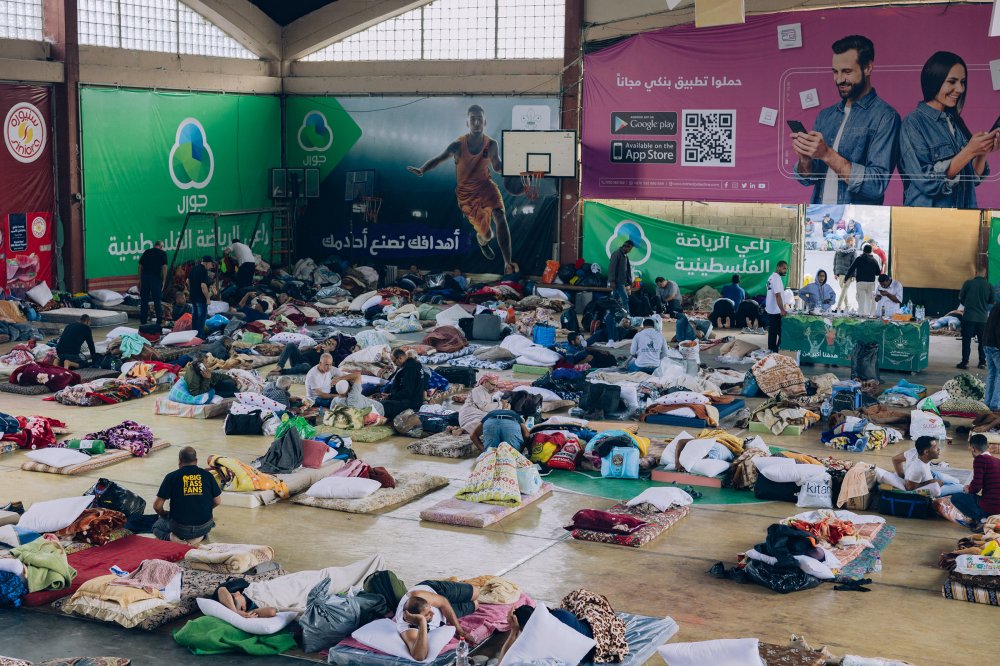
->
left=535, top=287, right=570, bottom=301
left=678, top=439, right=717, bottom=471
left=236, top=392, right=284, bottom=413
left=688, top=459, right=731, bottom=478
left=195, top=598, right=296, bottom=635
left=499, top=604, right=595, bottom=666
left=658, top=638, right=764, bottom=666
left=875, top=467, right=907, bottom=491
left=305, top=477, right=381, bottom=499
left=627, top=487, right=693, bottom=511
left=342, top=345, right=390, bottom=365
left=89, top=289, right=124, bottom=305
left=19, top=495, right=94, bottom=534
left=756, top=461, right=827, bottom=484
left=161, top=330, right=199, bottom=346
left=659, top=431, right=694, bottom=469
left=26, top=281, right=53, bottom=306
left=105, top=326, right=139, bottom=341
left=26, top=448, right=92, bottom=468
left=655, top=391, right=710, bottom=406
left=352, top=618, right=454, bottom=662
left=513, top=386, right=561, bottom=402
left=361, top=295, right=384, bottom=312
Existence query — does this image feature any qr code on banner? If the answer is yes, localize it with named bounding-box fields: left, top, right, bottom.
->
left=682, top=110, right=736, bottom=167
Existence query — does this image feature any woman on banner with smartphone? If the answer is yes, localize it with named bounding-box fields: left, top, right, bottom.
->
left=899, top=51, right=1000, bottom=209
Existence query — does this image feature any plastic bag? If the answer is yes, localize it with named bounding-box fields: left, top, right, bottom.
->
left=909, top=409, right=945, bottom=441
left=299, top=578, right=388, bottom=653
left=84, top=478, right=146, bottom=518
left=742, top=558, right=822, bottom=594
left=851, top=341, right=880, bottom=382
left=274, top=414, right=316, bottom=440
left=796, top=473, right=833, bottom=508
left=540, top=260, right=559, bottom=284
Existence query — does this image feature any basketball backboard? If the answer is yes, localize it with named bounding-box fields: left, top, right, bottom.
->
left=501, top=130, right=577, bottom=178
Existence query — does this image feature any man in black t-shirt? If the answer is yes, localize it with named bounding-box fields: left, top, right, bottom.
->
left=56, top=314, right=97, bottom=369
left=138, top=240, right=168, bottom=325
left=187, top=255, right=214, bottom=334
left=153, top=447, right=221, bottom=544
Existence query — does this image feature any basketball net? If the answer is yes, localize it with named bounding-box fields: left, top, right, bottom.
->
left=519, top=171, right=545, bottom=201
left=362, top=196, right=382, bottom=223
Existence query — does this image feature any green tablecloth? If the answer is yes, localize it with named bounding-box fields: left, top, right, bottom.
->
left=781, top=314, right=929, bottom=372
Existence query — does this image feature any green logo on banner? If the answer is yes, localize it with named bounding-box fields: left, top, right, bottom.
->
left=285, top=97, right=362, bottom=179
left=169, top=118, right=214, bottom=190
left=605, top=219, right=652, bottom=267
left=297, top=111, right=334, bottom=152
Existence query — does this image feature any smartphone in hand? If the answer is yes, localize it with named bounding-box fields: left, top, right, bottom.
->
left=787, top=120, right=808, bottom=134
left=991, top=114, right=1000, bottom=133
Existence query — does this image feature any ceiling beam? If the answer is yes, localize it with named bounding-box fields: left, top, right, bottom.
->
left=283, top=0, right=434, bottom=62
left=182, top=0, right=282, bottom=60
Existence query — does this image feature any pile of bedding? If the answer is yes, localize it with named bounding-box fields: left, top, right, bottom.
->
left=939, top=518, right=1000, bottom=606
left=750, top=399, right=822, bottom=436
left=52, top=377, right=156, bottom=406
left=657, top=429, right=748, bottom=479
left=567, top=487, right=693, bottom=548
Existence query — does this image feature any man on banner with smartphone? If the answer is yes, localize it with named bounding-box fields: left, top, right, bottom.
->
left=791, top=35, right=901, bottom=205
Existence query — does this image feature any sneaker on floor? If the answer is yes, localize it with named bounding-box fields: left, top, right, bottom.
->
left=956, top=362, right=969, bottom=370
left=979, top=363, right=987, bottom=369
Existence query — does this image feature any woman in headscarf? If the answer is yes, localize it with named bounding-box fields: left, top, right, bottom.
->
left=455, top=373, right=502, bottom=434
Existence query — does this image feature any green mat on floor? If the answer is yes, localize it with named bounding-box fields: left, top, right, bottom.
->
left=542, top=469, right=767, bottom=505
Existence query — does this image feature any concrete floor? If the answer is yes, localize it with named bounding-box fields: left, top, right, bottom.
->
left=0, top=323, right=990, bottom=665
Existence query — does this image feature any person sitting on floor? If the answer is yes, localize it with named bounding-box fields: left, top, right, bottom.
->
left=950, top=434, right=1000, bottom=528
left=183, top=354, right=237, bottom=398
left=270, top=338, right=337, bottom=377
left=153, top=446, right=221, bottom=545
left=232, top=291, right=271, bottom=323
left=332, top=373, right=385, bottom=416
left=628, top=318, right=667, bottom=373
left=396, top=581, right=479, bottom=659
left=263, top=375, right=295, bottom=409
left=56, top=314, right=97, bottom=369
left=305, top=352, right=338, bottom=408
left=654, top=276, right=682, bottom=318
left=456, top=373, right=502, bottom=435
left=498, top=604, right=594, bottom=663
left=470, top=408, right=530, bottom=452
left=375, top=349, right=427, bottom=420
left=214, top=578, right=277, bottom=619
left=673, top=313, right=712, bottom=343
left=551, top=332, right=593, bottom=367
left=891, top=436, right=963, bottom=495
left=708, top=298, right=736, bottom=330
left=168, top=291, right=193, bottom=323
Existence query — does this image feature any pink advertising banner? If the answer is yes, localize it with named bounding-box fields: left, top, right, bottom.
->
left=581, top=5, right=1000, bottom=209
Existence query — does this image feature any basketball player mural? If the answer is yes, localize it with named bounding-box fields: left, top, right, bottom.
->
left=408, top=105, right=518, bottom=274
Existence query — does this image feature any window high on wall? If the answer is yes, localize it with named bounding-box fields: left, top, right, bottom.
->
left=1, top=0, right=43, bottom=41
left=78, top=0, right=258, bottom=59
left=302, top=0, right=564, bottom=62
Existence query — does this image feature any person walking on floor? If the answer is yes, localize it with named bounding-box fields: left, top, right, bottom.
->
left=138, top=240, right=168, bottom=325
left=957, top=266, right=994, bottom=370
left=845, top=245, right=881, bottom=316
left=833, top=234, right=858, bottom=311
left=982, top=305, right=1000, bottom=410
left=608, top=240, right=634, bottom=315
left=188, top=255, right=214, bottom=334
left=765, top=261, right=788, bottom=353
left=153, top=446, right=221, bottom=545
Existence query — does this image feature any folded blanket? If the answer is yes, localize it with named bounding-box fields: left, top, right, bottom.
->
left=54, top=508, right=127, bottom=546
left=565, top=509, right=651, bottom=534
left=184, top=543, right=276, bottom=575
left=12, top=539, right=77, bottom=592
left=173, top=616, right=297, bottom=655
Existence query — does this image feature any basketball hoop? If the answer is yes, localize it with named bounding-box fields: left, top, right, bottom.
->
left=519, top=171, right=545, bottom=201
left=361, top=196, right=382, bottom=223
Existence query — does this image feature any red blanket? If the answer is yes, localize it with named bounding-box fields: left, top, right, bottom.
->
left=23, top=535, right=192, bottom=606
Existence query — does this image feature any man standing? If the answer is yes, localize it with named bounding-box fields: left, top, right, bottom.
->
left=655, top=276, right=681, bottom=317
left=874, top=274, right=903, bottom=318
left=765, top=261, right=788, bottom=352
left=950, top=434, right=1000, bottom=528
left=138, top=240, right=167, bottom=325
left=229, top=239, right=256, bottom=290
left=870, top=239, right=888, bottom=272
left=56, top=314, right=96, bottom=369
left=408, top=105, right=517, bottom=274
left=153, top=447, right=221, bottom=545
left=188, top=255, right=214, bottom=334
left=792, top=35, right=900, bottom=205
left=607, top=240, right=634, bottom=315
left=845, top=245, right=881, bottom=316
left=628, top=319, right=667, bottom=373
left=958, top=266, right=994, bottom=370
left=833, top=234, right=858, bottom=312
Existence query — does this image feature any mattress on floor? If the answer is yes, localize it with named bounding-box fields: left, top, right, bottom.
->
left=76, top=367, right=124, bottom=381
left=292, top=471, right=449, bottom=514
left=219, top=459, right=345, bottom=509
left=151, top=344, right=210, bottom=362
left=406, top=432, right=474, bottom=458
left=570, top=504, right=690, bottom=548
left=319, top=426, right=395, bottom=443
left=328, top=612, right=678, bottom=666
left=642, top=399, right=746, bottom=428
left=758, top=643, right=827, bottom=666
left=153, top=397, right=233, bottom=418
left=941, top=572, right=1000, bottom=606
left=23, top=535, right=192, bottom=607
left=419, top=483, right=554, bottom=528
left=20, top=439, right=171, bottom=475
left=40, top=308, right=128, bottom=326
left=0, top=382, right=49, bottom=395
left=54, top=564, right=287, bottom=630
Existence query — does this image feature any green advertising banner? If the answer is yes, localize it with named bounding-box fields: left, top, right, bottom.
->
left=782, top=315, right=929, bottom=372
left=581, top=201, right=793, bottom=295
left=990, top=218, right=1000, bottom=286
left=81, top=88, right=280, bottom=280
left=285, top=96, right=362, bottom=182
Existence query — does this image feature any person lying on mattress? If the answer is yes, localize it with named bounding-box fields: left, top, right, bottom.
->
left=396, top=581, right=480, bottom=660
left=214, top=578, right=277, bottom=619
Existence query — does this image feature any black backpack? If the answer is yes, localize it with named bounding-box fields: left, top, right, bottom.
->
left=560, top=307, right=581, bottom=333
left=84, top=478, right=146, bottom=519
left=224, top=410, right=263, bottom=435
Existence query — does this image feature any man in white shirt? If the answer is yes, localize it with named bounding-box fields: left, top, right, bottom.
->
left=229, top=238, right=256, bottom=289
left=891, top=436, right=962, bottom=496
left=305, top=353, right=337, bottom=407
left=628, top=319, right=667, bottom=373
left=874, top=274, right=903, bottom=318
left=765, top=261, right=789, bottom=352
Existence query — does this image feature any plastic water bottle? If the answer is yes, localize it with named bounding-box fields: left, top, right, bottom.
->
left=873, top=554, right=882, bottom=574
left=456, top=639, right=469, bottom=666
left=525, top=417, right=535, bottom=430
left=820, top=399, right=832, bottom=421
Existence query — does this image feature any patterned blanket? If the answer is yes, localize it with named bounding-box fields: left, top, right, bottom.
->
left=455, top=443, right=533, bottom=506
left=569, top=503, right=689, bottom=548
